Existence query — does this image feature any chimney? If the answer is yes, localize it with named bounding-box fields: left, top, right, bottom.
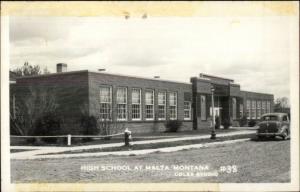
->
left=57, top=63, right=67, bottom=73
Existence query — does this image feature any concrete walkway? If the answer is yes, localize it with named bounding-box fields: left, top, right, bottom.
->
left=11, top=130, right=255, bottom=160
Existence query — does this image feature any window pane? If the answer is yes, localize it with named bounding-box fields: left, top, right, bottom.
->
left=99, top=87, right=112, bottom=120
left=201, top=95, right=206, bottom=120
left=132, top=88, right=140, bottom=104
left=184, top=101, right=191, bottom=120
left=145, top=90, right=154, bottom=119
left=158, top=92, right=166, bottom=120
left=169, top=92, right=177, bottom=120
left=145, top=91, right=154, bottom=105
left=117, top=87, right=127, bottom=120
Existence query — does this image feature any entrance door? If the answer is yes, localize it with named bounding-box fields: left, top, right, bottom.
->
left=210, top=107, right=222, bottom=124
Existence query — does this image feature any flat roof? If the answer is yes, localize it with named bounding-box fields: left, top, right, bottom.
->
left=15, top=70, right=192, bottom=86
left=88, top=70, right=192, bottom=85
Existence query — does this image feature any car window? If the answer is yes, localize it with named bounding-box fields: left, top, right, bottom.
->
left=262, top=115, right=278, bottom=121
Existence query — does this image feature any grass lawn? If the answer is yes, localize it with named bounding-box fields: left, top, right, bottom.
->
left=11, top=127, right=241, bottom=147
left=40, top=133, right=255, bottom=155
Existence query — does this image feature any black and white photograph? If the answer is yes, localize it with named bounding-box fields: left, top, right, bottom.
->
left=1, top=1, right=299, bottom=192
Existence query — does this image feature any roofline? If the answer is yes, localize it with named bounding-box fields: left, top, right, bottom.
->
left=15, top=70, right=192, bottom=85
left=15, top=70, right=89, bottom=80
left=240, top=90, right=274, bottom=97
left=88, top=70, right=192, bottom=85
left=199, top=73, right=234, bottom=82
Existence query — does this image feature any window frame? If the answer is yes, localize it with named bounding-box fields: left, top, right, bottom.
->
left=257, top=101, right=261, bottom=119
left=131, top=88, right=142, bottom=121
left=169, top=92, right=178, bottom=120
left=246, top=100, right=251, bottom=119
left=116, top=87, right=127, bottom=121
left=251, top=100, right=256, bottom=119
left=158, top=91, right=166, bottom=120
left=184, top=101, right=192, bottom=120
left=145, top=90, right=154, bottom=121
left=99, top=86, right=112, bottom=121
left=267, top=101, right=271, bottom=113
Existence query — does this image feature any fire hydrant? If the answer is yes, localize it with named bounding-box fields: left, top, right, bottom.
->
left=124, top=128, right=132, bottom=147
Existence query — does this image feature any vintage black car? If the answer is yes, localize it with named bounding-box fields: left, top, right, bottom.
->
left=256, top=113, right=290, bottom=140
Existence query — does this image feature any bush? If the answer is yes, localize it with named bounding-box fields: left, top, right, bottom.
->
left=80, top=115, right=99, bottom=142
left=34, top=112, right=61, bottom=143
left=215, top=116, right=221, bottom=129
left=222, top=119, right=232, bottom=129
left=165, top=120, right=182, bottom=132
left=248, top=120, right=257, bottom=127
left=239, top=116, right=248, bottom=127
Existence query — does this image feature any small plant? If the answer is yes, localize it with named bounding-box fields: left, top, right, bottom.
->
left=248, top=119, right=257, bottom=127
left=222, top=119, right=232, bottom=129
left=80, top=115, right=99, bottom=142
left=239, top=116, right=248, bottom=127
left=165, top=120, right=182, bottom=132
left=34, top=112, right=61, bottom=143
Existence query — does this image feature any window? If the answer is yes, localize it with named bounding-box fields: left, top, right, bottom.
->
left=99, top=86, right=112, bottom=120
left=145, top=90, right=154, bottom=120
left=252, top=100, right=256, bottom=119
left=184, top=101, right=191, bottom=120
left=158, top=91, right=166, bottom=120
left=201, top=95, right=206, bottom=120
left=232, top=98, right=237, bottom=120
left=257, top=101, right=261, bottom=119
left=117, top=87, right=127, bottom=120
left=246, top=100, right=251, bottom=119
left=131, top=88, right=141, bottom=120
left=169, top=92, right=177, bottom=120
left=240, top=104, right=244, bottom=118
left=262, top=101, right=266, bottom=115
left=267, top=101, right=271, bottom=113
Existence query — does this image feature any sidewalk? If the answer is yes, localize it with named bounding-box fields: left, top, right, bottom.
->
left=11, top=130, right=255, bottom=160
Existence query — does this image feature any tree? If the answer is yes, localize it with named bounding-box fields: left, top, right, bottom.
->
left=12, top=62, right=50, bottom=77
left=10, top=86, right=59, bottom=135
left=274, top=97, right=290, bottom=113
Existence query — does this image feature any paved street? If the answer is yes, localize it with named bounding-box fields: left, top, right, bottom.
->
left=11, top=138, right=290, bottom=183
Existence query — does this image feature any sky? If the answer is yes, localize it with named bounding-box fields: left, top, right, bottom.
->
left=9, top=15, right=297, bottom=100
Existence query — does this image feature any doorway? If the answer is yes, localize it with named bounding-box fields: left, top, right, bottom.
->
left=210, top=107, right=222, bottom=124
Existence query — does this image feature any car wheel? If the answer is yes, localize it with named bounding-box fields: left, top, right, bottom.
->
left=257, top=135, right=264, bottom=140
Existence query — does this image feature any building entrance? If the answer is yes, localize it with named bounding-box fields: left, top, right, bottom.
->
left=210, top=107, right=222, bottom=125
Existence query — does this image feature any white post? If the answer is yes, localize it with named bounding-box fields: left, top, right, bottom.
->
left=67, top=134, right=71, bottom=146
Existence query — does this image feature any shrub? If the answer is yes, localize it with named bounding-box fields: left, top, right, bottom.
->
left=239, top=116, right=248, bottom=127
left=34, top=112, right=61, bottom=143
left=248, top=120, right=257, bottom=127
left=165, top=120, right=182, bottom=132
left=80, top=115, right=99, bottom=142
left=222, top=119, right=232, bottom=129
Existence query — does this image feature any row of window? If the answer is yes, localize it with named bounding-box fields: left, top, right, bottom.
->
left=99, top=86, right=192, bottom=121
left=245, top=100, right=271, bottom=119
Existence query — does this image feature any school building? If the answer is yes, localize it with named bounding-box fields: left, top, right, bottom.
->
left=10, top=64, right=274, bottom=134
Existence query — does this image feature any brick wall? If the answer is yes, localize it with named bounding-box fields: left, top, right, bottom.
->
left=11, top=71, right=89, bottom=135
left=88, top=72, right=193, bottom=133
